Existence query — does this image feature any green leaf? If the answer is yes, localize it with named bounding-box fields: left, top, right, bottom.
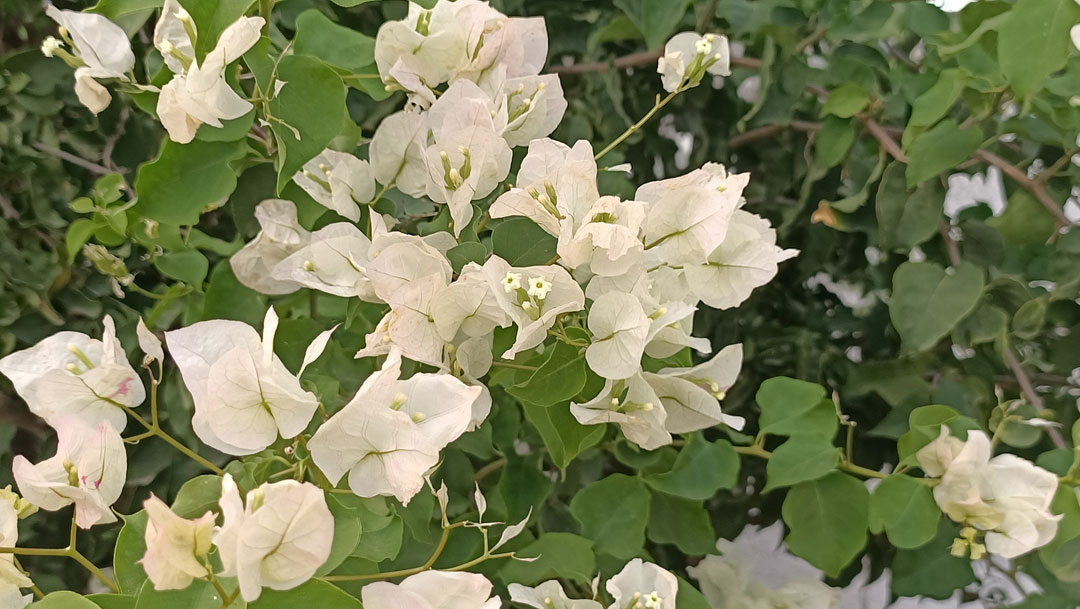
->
left=816, top=116, right=856, bottom=167
left=570, top=474, right=650, bottom=558
left=644, top=435, right=739, bottom=499
left=196, top=109, right=256, bottom=143
left=134, top=139, right=247, bottom=226
left=31, top=592, right=101, bottom=609
left=87, top=595, right=136, bottom=609
left=763, top=436, right=840, bottom=492
left=889, top=261, right=985, bottom=354
left=821, top=84, right=869, bottom=118
left=179, top=0, right=254, bottom=62
left=248, top=579, right=361, bottom=608
left=491, top=218, right=558, bottom=266
left=675, top=577, right=712, bottom=609
left=154, top=250, right=209, bottom=288
left=611, top=0, right=692, bottom=49
left=909, top=69, right=966, bottom=128
left=782, top=472, right=869, bottom=577
left=66, top=218, right=100, bottom=263
left=1013, top=296, right=1048, bottom=339
left=294, top=10, right=376, bottom=73
left=316, top=496, right=363, bottom=577
left=875, top=161, right=945, bottom=250
left=998, top=0, right=1080, bottom=99
left=134, top=579, right=247, bottom=609
left=202, top=261, right=266, bottom=326
left=446, top=242, right=487, bottom=274
left=1039, top=487, right=1080, bottom=582
left=646, top=491, right=716, bottom=554
left=904, top=120, right=982, bottom=186
left=268, top=55, right=347, bottom=193
left=868, top=475, right=940, bottom=549
left=91, top=0, right=163, bottom=20
left=499, top=533, right=596, bottom=586
left=350, top=501, right=403, bottom=562
left=170, top=474, right=221, bottom=518
left=756, top=377, right=838, bottom=439
left=987, top=191, right=1057, bottom=246
left=896, top=405, right=980, bottom=465
left=520, top=401, right=605, bottom=470
left=114, top=511, right=149, bottom=594
left=891, top=521, right=976, bottom=599
left=508, top=341, right=587, bottom=406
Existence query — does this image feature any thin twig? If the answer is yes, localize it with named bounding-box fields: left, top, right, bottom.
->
left=938, top=220, right=961, bottom=266
left=1003, top=349, right=1066, bottom=449
left=974, top=149, right=1072, bottom=228
left=30, top=142, right=114, bottom=175
left=859, top=117, right=908, bottom=163
left=547, top=51, right=760, bottom=75
left=729, top=121, right=821, bottom=149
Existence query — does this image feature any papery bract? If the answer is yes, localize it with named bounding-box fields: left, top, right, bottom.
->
left=657, top=32, right=730, bottom=93
left=45, top=5, right=134, bottom=114
left=231, top=199, right=311, bottom=295
left=293, top=150, right=376, bottom=222
left=606, top=559, right=679, bottom=609
left=508, top=581, right=602, bottom=609
left=585, top=292, right=649, bottom=380
left=571, top=374, right=670, bottom=450
left=0, top=502, right=32, bottom=609
left=140, top=495, right=215, bottom=591
left=688, top=539, right=837, bottom=609
left=361, top=570, right=501, bottom=609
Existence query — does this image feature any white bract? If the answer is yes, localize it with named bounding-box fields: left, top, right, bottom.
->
left=140, top=495, right=215, bottom=591
left=572, top=374, right=670, bottom=450
left=12, top=416, right=126, bottom=529
left=309, top=349, right=481, bottom=504
left=481, top=256, right=585, bottom=359
left=165, top=308, right=323, bottom=455
left=45, top=6, right=135, bottom=114
left=688, top=539, right=837, bottom=609
left=585, top=292, right=650, bottom=380
left=0, top=501, right=32, bottom=609
left=216, top=474, right=333, bottom=602
left=0, top=315, right=143, bottom=432
left=155, top=12, right=265, bottom=143
left=508, top=581, right=602, bottom=609
left=558, top=196, right=646, bottom=277
left=273, top=223, right=377, bottom=301
left=917, top=426, right=1061, bottom=558
left=293, top=150, right=376, bottom=222
left=231, top=199, right=312, bottom=295
left=361, top=571, right=501, bottom=609
left=606, top=559, right=679, bottom=609
left=490, top=139, right=599, bottom=237
left=657, top=32, right=730, bottom=93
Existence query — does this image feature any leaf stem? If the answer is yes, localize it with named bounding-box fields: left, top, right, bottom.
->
left=322, top=522, right=467, bottom=582
left=594, top=89, right=681, bottom=161
left=115, top=384, right=224, bottom=475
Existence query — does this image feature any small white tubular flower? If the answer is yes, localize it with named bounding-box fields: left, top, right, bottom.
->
left=165, top=308, right=321, bottom=456
left=480, top=256, right=586, bottom=359
left=45, top=5, right=134, bottom=114
left=916, top=427, right=1061, bottom=559
left=509, top=581, right=603, bottom=609
left=0, top=502, right=33, bottom=609
left=12, top=416, right=126, bottom=529
left=361, top=570, right=501, bottom=609
left=231, top=199, right=312, bottom=296
left=0, top=315, right=144, bottom=432
left=40, top=36, right=62, bottom=58
left=293, top=150, right=376, bottom=222
left=503, top=271, right=523, bottom=293
left=645, top=343, right=745, bottom=432
left=308, top=350, right=481, bottom=504
left=638, top=163, right=749, bottom=266
left=571, top=374, right=670, bottom=450
left=586, top=292, right=650, bottom=380
left=688, top=539, right=837, bottom=609
left=490, top=139, right=599, bottom=237
left=686, top=210, right=798, bottom=309
left=139, top=495, right=215, bottom=591
left=216, top=475, right=333, bottom=602
left=369, top=109, right=430, bottom=198
left=606, top=559, right=679, bottom=609
left=272, top=223, right=377, bottom=301
left=557, top=196, right=646, bottom=277
left=153, top=0, right=196, bottom=74
left=156, top=16, right=265, bottom=143
left=657, top=31, right=730, bottom=93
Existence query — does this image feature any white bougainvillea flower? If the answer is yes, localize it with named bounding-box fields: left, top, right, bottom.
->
left=571, top=374, right=670, bottom=450
left=153, top=0, right=195, bottom=74
left=451, top=5, right=547, bottom=87
left=165, top=308, right=323, bottom=456
left=139, top=495, right=215, bottom=591
left=644, top=343, right=745, bottom=433
left=369, top=109, right=430, bottom=198
left=917, top=427, right=1061, bottom=558
left=0, top=314, right=143, bottom=431
left=272, top=223, right=377, bottom=301
left=481, top=256, right=586, bottom=359
left=586, top=292, right=650, bottom=380
left=231, top=199, right=311, bottom=296
left=366, top=232, right=453, bottom=303
left=309, top=349, right=481, bottom=504
left=508, top=581, right=602, bottom=609
left=494, top=74, right=567, bottom=147
left=156, top=15, right=265, bottom=143
left=688, top=539, right=837, bottom=609
left=293, top=150, right=376, bottom=222
left=136, top=317, right=164, bottom=370
left=432, top=263, right=510, bottom=342
left=12, top=416, right=126, bottom=529
left=490, top=139, right=599, bottom=236
left=558, top=196, right=645, bottom=277
left=361, top=570, right=501, bottom=609
left=657, top=31, right=730, bottom=93
left=45, top=5, right=135, bottom=114
left=606, top=559, right=679, bottom=609
left=424, top=122, right=512, bottom=235
left=374, top=0, right=471, bottom=102
left=686, top=210, right=799, bottom=309
left=638, top=163, right=749, bottom=266
left=358, top=273, right=448, bottom=367
left=0, top=501, right=33, bottom=609
left=216, top=474, right=333, bottom=602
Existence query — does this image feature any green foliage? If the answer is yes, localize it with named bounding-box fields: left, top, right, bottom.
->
left=781, top=473, right=869, bottom=577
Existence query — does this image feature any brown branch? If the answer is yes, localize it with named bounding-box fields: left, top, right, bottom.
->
left=548, top=50, right=760, bottom=75
left=859, top=117, right=908, bottom=163
left=974, top=149, right=1073, bottom=228
left=729, top=121, right=821, bottom=149
left=938, top=220, right=961, bottom=266
left=1004, top=349, right=1066, bottom=449
left=31, top=142, right=114, bottom=175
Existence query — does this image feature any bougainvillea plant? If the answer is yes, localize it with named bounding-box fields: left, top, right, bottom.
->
left=1, top=0, right=1080, bottom=607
